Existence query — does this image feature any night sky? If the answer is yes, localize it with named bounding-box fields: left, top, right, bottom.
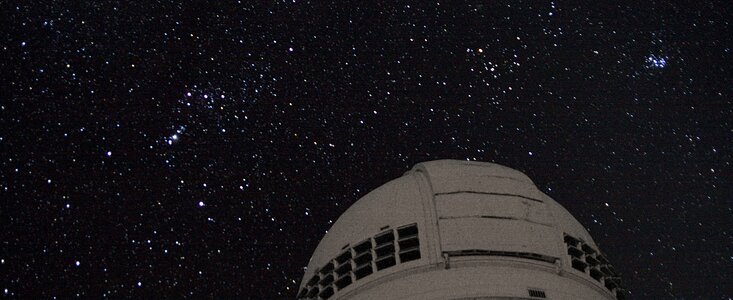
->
left=2, top=1, right=732, bottom=299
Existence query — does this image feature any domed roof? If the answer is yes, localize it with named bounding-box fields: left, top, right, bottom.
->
left=299, top=160, right=621, bottom=300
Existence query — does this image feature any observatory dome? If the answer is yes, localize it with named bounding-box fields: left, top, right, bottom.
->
left=299, top=160, right=623, bottom=300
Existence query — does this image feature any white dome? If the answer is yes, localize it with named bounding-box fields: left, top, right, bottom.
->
left=299, top=160, right=623, bottom=300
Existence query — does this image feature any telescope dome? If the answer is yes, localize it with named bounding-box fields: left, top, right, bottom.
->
left=298, top=160, right=623, bottom=300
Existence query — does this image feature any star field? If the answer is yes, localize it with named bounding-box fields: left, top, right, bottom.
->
left=2, top=1, right=732, bottom=299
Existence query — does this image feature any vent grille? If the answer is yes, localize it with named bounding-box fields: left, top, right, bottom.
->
left=397, top=225, right=421, bottom=262
left=299, top=223, right=421, bottom=299
left=374, top=230, right=396, bottom=270
left=563, top=233, right=624, bottom=299
left=528, top=289, right=547, bottom=298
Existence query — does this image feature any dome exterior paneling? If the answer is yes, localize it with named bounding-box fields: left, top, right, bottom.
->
left=299, top=160, right=624, bottom=300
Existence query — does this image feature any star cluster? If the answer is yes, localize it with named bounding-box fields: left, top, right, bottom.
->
left=2, top=1, right=732, bottom=299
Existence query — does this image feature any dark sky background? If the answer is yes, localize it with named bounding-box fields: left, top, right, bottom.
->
left=2, top=1, right=732, bottom=299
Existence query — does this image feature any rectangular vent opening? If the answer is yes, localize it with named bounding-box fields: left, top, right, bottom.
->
left=353, top=240, right=372, bottom=254
left=567, top=245, right=584, bottom=258
left=399, top=249, right=421, bottom=262
left=585, top=255, right=600, bottom=266
left=319, top=286, right=334, bottom=299
left=398, top=237, right=420, bottom=250
left=320, top=262, right=334, bottom=275
left=571, top=258, right=588, bottom=272
left=354, top=252, right=372, bottom=266
left=334, top=276, right=352, bottom=290
left=605, top=278, right=619, bottom=290
left=375, top=244, right=395, bottom=258
left=528, top=289, right=547, bottom=298
left=335, top=251, right=352, bottom=265
left=375, top=256, right=396, bottom=270
left=590, top=268, right=603, bottom=282
left=354, top=265, right=373, bottom=279
left=397, top=224, right=418, bottom=238
left=563, top=234, right=580, bottom=246
left=335, top=263, right=352, bottom=277
left=374, top=231, right=395, bottom=245
left=319, top=273, right=334, bottom=286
